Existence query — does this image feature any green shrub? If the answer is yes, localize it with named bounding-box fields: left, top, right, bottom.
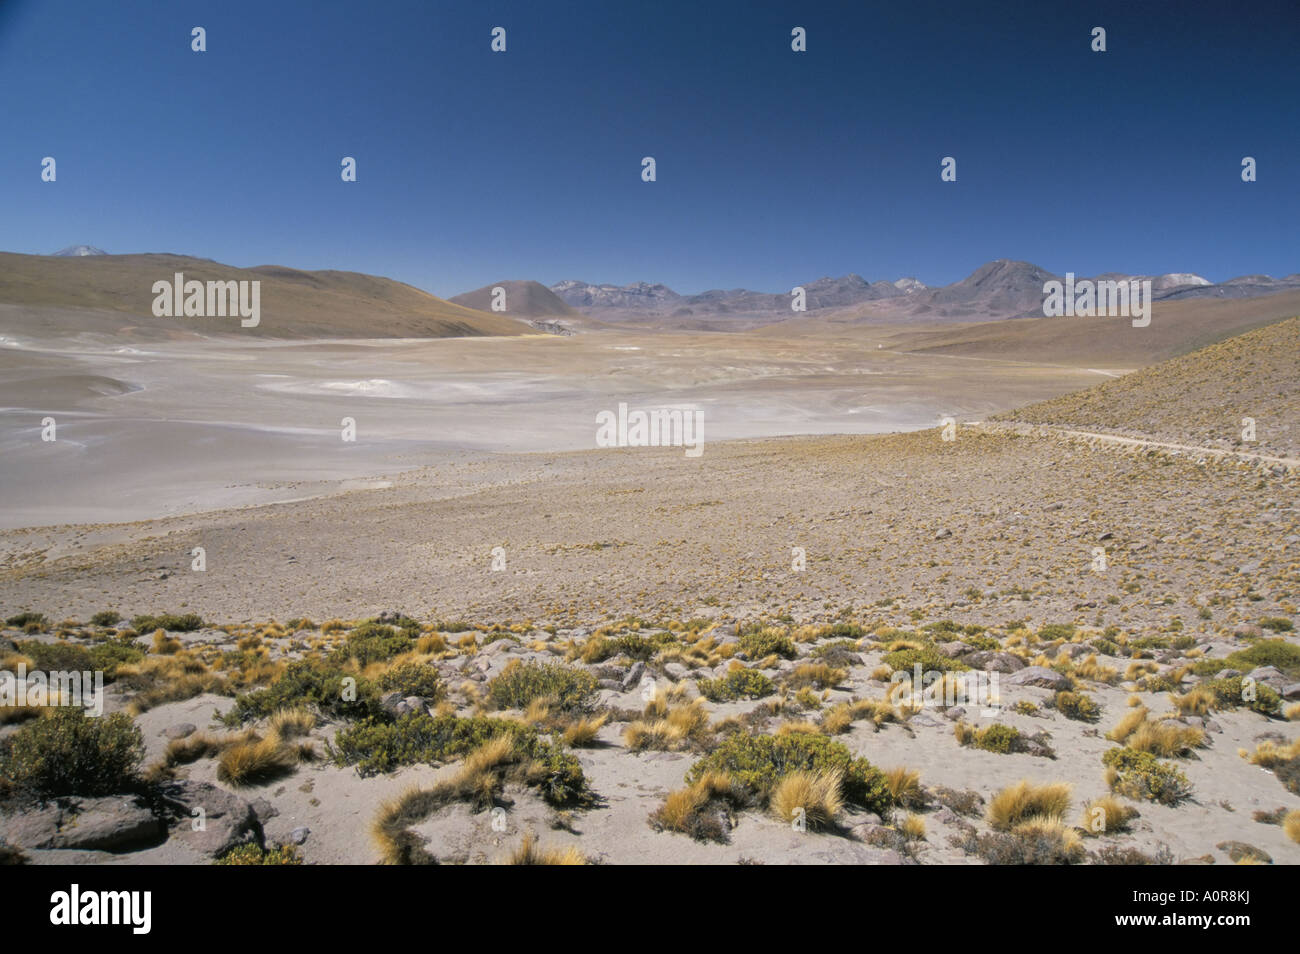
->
left=697, top=668, right=775, bottom=702
left=1221, top=640, right=1300, bottom=678
left=17, top=640, right=92, bottom=672
left=333, top=622, right=412, bottom=667
left=1103, top=747, right=1192, bottom=805
left=882, top=646, right=968, bottom=674
left=4, top=612, right=46, bottom=629
left=487, top=661, right=598, bottom=713
left=826, top=623, right=866, bottom=639
left=131, top=613, right=203, bottom=633
left=215, top=844, right=302, bottom=865
left=1259, top=617, right=1294, bottom=632
left=1201, top=675, right=1282, bottom=716
left=1038, top=623, right=1077, bottom=641
left=684, top=731, right=893, bottom=816
left=331, top=712, right=589, bottom=805
left=1090, top=638, right=1121, bottom=656
left=739, top=628, right=797, bottom=661
left=20, top=637, right=147, bottom=681
left=224, top=659, right=382, bottom=725
left=89, top=611, right=122, bottom=627
left=966, top=722, right=1021, bottom=754
left=1052, top=690, right=1101, bottom=723
left=0, top=710, right=143, bottom=797
left=377, top=661, right=442, bottom=700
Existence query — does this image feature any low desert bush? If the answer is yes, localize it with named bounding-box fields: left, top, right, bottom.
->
left=684, top=730, right=893, bottom=816
left=0, top=709, right=143, bottom=798
left=131, top=613, right=203, bottom=633
left=697, top=665, right=774, bottom=702
left=1051, top=690, right=1101, bottom=723
left=1103, top=747, right=1192, bottom=804
left=215, top=843, right=302, bottom=865
left=487, top=661, right=598, bottom=714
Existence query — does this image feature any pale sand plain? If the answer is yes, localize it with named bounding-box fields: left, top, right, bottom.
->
left=0, top=304, right=1296, bottom=866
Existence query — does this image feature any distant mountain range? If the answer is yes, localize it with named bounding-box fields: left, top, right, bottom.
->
left=544, top=261, right=1300, bottom=327
left=52, top=245, right=108, bottom=257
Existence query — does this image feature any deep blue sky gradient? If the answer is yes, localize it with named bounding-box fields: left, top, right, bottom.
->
left=1, top=0, right=1296, bottom=296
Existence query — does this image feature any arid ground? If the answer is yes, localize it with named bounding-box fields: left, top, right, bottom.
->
left=1, top=299, right=1297, bottom=866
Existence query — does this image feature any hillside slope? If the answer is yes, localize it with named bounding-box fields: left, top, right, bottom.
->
left=450, top=279, right=578, bottom=318
left=997, top=316, right=1300, bottom=458
left=0, top=252, right=528, bottom=338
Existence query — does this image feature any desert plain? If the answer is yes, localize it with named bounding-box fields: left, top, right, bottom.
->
left=1, top=267, right=1298, bottom=866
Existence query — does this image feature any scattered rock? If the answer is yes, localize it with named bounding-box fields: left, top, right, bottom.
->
left=1005, top=666, right=1071, bottom=690
left=289, top=826, right=310, bottom=845
left=966, top=650, right=1026, bottom=673
left=163, top=723, right=197, bottom=741
left=621, top=661, right=647, bottom=691
left=157, top=780, right=258, bottom=858
left=0, top=797, right=161, bottom=852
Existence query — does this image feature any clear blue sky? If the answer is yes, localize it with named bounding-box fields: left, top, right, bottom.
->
left=1, top=0, right=1296, bottom=297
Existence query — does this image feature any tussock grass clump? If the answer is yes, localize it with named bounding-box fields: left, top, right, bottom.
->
left=899, top=813, right=926, bottom=841
left=770, top=770, right=844, bottom=829
left=504, top=832, right=586, bottom=865
left=624, top=698, right=709, bottom=752
left=0, top=709, right=143, bottom=798
left=151, top=631, right=182, bottom=655
left=1103, top=747, right=1192, bottom=804
left=1127, top=719, right=1205, bottom=758
left=1241, top=738, right=1300, bottom=795
left=267, top=707, right=316, bottom=739
left=487, top=660, right=598, bottom=714
left=649, top=771, right=742, bottom=842
left=782, top=662, right=846, bottom=691
left=1080, top=795, right=1138, bottom=835
left=1170, top=685, right=1215, bottom=717
left=882, top=766, right=925, bottom=808
left=1284, top=810, right=1300, bottom=844
left=119, top=654, right=227, bottom=716
left=217, top=732, right=310, bottom=786
left=1242, top=737, right=1300, bottom=769
left=1106, top=706, right=1150, bottom=743
left=814, top=697, right=899, bottom=734
left=371, top=787, right=443, bottom=864
left=1107, top=707, right=1204, bottom=757
left=1073, top=654, right=1119, bottom=685
left=697, top=665, right=774, bottom=702
left=684, top=730, right=894, bottom=816
left=987, top=780, right=1072, bottom=831
left=560, top=712, right=608, bottom=747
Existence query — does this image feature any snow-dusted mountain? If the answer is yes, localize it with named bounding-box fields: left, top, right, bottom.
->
left=52, top=245, right=107, bottom=257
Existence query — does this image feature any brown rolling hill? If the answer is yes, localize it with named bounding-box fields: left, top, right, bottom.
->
left=0, top=252, right=529, bottom=338
left=997, top=315, right=1300, bottom=459
left=450, top=279, right=578, bottom=318
left=783, top=289, right=1300, bottom=368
